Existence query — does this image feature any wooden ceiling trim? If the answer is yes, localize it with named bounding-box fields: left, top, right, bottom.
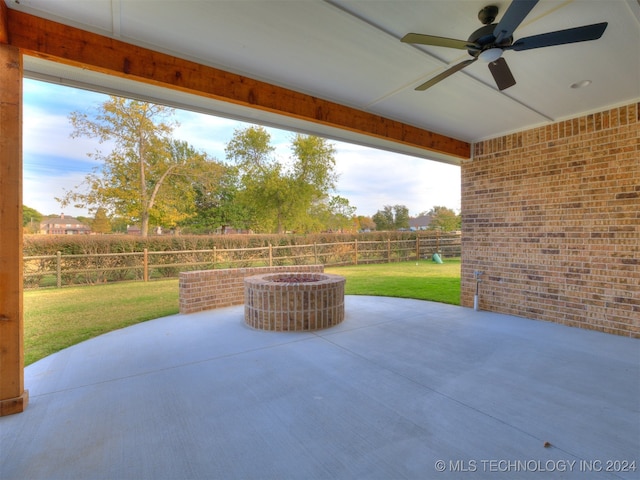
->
left=0, top=1, right=9, bottom=45
left=7, top=9, right=470, bottom=159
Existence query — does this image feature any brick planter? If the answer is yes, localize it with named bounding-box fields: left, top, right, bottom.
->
left=244, top=272, right=346, bottom=331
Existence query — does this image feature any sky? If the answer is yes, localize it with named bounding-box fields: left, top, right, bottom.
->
left=23, top=78, right=461, bottom=220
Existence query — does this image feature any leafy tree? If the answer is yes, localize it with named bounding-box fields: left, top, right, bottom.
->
left=146, top=139, right=222, bottom=234
left=23, top=205, right=43, bottom=232
left=300, top=195, right=356, bottom=233
left=372, top=206, right=394, bottom=231
left=355, top=215, right=376, bottom=232
left=427, top=206, right=461, bottom=231
left=226, top=126, right=338, bottom=233
left=91, top=207, right=112, bottom=234
left=286, top=134, right=338, bottom=232
left=225, top=126, right=279, bottom=232
left=59, top=97, right=216, bottom=237
left=290, top=134, right=337, bottom=200
left=326, top=195, right=357, bottom=232
left=372, top=204, right=409, bottom=230
left=179, top=163, right=249, bottom=234
left=110, top=216, right=129, bottom=234
left=393, top=204, right=410, bottom=230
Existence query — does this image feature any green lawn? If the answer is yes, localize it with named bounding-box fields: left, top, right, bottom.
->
left=24, top=280, right=180, bottom=366
left=326, top=258, right=460, bottom=304
left=24, top=259, right=460, bottom=365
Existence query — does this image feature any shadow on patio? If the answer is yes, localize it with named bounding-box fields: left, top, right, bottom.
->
left=1, top=296, right=638, bottom=479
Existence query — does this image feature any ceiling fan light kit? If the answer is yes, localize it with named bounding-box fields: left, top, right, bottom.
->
left=479, top=47, right=503, bottom=63
left=401, top=0, right=608, bottom=92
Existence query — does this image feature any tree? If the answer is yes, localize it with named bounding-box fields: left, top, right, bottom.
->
left=372, top=204, right=410, bottom=230
left=110, top=216, right=129, bottom=234
left=305, top=195, right=357, bottom=233
left=226, top=126, right=338, bottom=233
left=355, top=215, right=376, bottom=232
left=23, top=205, right=43, bottom=233
left=91, top=207, right=112, bottom=234
left=147, top=139, right=223, bottom=233
left=393, top=204, right=410, bottom=230
left=427, top=206, right=461, bottom=231
left=372, top=206, right=394, bottom=231
left=326, top=195, right=357, bottom=232
left=285, top=134, right=338, bottom=232
left=59, top=97, right=216, bottom=237
left=225, top=126, right=279, bottom=232
left=179, top=163, right=249, bottom=234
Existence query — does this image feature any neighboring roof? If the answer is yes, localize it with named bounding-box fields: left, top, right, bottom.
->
left=409, top=214, right=433, bottom=229
left=40, top=215, right=91, bottom=233
left=40, top=215, right=90, bottom=228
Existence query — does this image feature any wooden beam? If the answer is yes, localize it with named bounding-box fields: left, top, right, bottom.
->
left=0, top=0, right=8, bottom=44
left=0, top=43, right=28, bottom=416
left=7, top=9, right=470, bottom=160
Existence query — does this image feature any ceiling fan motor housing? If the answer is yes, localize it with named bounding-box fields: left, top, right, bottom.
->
left=467, top=23, right=513, bottom=57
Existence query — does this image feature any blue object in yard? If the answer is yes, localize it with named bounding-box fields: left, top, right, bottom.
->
left=432, top=253, right=443, bottom=264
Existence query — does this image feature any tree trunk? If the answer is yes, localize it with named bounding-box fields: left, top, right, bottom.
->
left=141, top=213, right=149, bottom=238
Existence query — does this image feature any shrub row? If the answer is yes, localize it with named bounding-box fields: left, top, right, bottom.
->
left=23, top=231, right=424, bottom=256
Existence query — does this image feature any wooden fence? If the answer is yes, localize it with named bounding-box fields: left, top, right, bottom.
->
left=23, top=233, right=461, bottom=289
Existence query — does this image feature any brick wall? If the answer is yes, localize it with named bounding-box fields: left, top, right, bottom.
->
left=462, top=102, right=639, bottom=337
left=179, top=265, right=324, bottom=314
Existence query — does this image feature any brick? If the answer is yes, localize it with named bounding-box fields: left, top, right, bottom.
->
left=178, top=265, right=324, bottom=314
left=462, top=102, right=639, bottom=338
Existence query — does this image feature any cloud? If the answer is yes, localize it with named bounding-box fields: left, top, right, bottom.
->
left=24, top=170, right=90, bottom=217
left=332, top=142, right=460, bottom=216
left=173, top=111, right=240, bottom=160
left=23, top=106, right=101, bottom=164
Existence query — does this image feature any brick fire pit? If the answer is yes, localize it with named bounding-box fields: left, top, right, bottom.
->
left=244, top=272, right=345, bottom=331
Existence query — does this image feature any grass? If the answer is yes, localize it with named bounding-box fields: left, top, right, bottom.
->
left=24, top=258, right=460, bottom=365
left=24, top=280, right=179, bottom=365
left=326, top=258, right=460, bottom=305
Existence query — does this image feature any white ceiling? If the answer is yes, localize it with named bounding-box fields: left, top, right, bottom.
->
left=8, top=0, right=640, bottom=165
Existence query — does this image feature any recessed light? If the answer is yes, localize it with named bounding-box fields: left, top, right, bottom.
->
left=570, top=80, right=592, bottom=89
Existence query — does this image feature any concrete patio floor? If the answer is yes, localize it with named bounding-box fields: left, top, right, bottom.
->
left=1, top=296, right=638, bottom=479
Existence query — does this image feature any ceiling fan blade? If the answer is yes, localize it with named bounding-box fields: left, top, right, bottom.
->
left=415, top=59, right=477, bottom=91
left=488, top=57, right=516, bottom=91
left=509, top=22, right=608, bottom=51
left=401, top=33, right=479, bottom=50
left=493, top=0, right=539, bottom=43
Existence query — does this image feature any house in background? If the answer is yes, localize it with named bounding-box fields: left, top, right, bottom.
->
left=40, top=213, right=91, bottom=235
left=408, top=214, right=433, bottom=231
left=126, top=225, right=142, bottom=235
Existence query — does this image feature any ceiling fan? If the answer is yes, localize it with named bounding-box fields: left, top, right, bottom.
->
left=401, top=0, right=607, bottom=91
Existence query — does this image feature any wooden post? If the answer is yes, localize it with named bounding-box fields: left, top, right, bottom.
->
left=56, top=251, right=62, bottom=288
left=269, top=244, right=273, bottom=267
left=416, top=236, right=420, bottom=261
left=354, top=239, right=358, bottom=265
left=0, top=43, right=29, bottom=415
left=143, top=249, right=148, bottom=282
